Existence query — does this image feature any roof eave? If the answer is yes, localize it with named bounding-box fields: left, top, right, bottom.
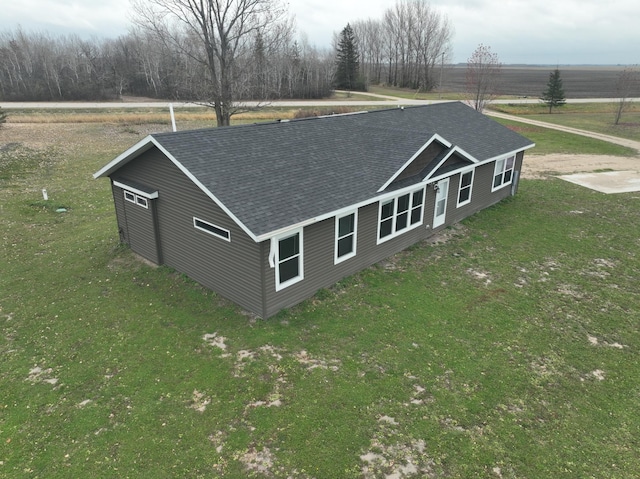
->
left=256, top=142, right=536, bottom=242
left=93, top=136, right=156, bottom=179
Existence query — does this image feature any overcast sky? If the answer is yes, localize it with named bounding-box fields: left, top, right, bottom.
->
left=2, top=0, right=638, bottom=65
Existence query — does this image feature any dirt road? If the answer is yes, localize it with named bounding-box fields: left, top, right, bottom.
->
left=482, top=111, right=640, bottom=180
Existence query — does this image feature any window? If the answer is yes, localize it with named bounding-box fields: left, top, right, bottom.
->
left=275, top=229, right=303, bottom=291
left=492, top=156, right=515, bottom=190
left=124, top=190, right=148, bottom=208
left=377, top=187, right=425, bottom=243
left=335, top=211, right=357, bottom=263
left=193, top=217, right=231, bottom=241
left=457, top=170, right=474, bottom=207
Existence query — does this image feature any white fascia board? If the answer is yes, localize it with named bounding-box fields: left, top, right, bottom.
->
left=425, top=145, right=535, bottom=185
left=422, top=145, right=478, bottom=182
left=149, top=140, right=260, bottom=243
left=476, top=144, right=536, bottom=168
left=112, top=181, right=158, bottom=199
left=96, top=136, right=261, bottom=243
left=376, top=133, right=452, bottom=193
left=93, top=136, right=155, bottom=178
left=255, top=181, right=429, bottom=243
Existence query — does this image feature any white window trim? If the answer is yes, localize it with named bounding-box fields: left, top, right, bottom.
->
left=123, top=190, right=148, bottom=209
left=334, top=210, right=358, bottom=264
left=114, top=180, right=158, bottom=199
left=273, top=228, right=304, bottom=292
left=136, top=196, right=149, bottom=208
left=456, top=169, right=475, bottom=207
left=193, top=217, right=231, bottom=242
left=376, top=187, right=425, bottom=245
left=491, top=155, right=516, bottom=192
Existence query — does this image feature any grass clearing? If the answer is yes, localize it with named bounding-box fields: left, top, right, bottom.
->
left=493, top=118, right=638, bottom=156
left=491, top=102, right=640, bottom=143
left=1, top=116, right=640, bottom=478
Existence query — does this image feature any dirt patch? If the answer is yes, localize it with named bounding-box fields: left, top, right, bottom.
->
left=522, top=154, right=640, bottom=179
left=26, top=366, right=59, bottom=386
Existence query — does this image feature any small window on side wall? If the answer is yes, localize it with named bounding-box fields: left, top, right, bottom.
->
left=335, top=211, right=357, bottom=264
left=124, top=190, right=148, bottom=208
left=193, top=217, right=231, bottom=241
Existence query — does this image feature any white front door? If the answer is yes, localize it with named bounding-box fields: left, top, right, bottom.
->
left=433, top=178, right=449, bottom=228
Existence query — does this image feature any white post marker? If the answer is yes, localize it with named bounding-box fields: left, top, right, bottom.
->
left=169, top=103, right=177, bottom=132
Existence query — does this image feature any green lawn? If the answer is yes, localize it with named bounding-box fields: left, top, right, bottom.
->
left=1, top=119, right=639, bottom=478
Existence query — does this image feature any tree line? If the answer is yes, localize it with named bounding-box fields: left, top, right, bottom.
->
left=0, top=26, right=334, bottom=103
left=1, top=0, right=455, bottom=104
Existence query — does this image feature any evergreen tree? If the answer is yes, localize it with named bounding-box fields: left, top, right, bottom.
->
left=541, top=69, right=566, bottom=113
left=334, top=24, right=363, bottom=91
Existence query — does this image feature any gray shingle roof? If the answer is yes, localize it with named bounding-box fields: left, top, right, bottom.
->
left=144, top=102, right=534, bottom=239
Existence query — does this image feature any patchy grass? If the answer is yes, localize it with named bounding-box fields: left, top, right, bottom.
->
left=493, top=118, right=638, bottom=156
left=491, top=102, right=640, bottom=143
left=1, top=119, right=640, bottom=478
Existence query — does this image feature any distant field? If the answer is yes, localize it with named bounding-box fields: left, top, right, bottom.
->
left=442, top=65, right=637, bottom=98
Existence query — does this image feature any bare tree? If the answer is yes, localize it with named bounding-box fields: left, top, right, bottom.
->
left=614, top=67, right=639, bottom=125
left=350, top=0, right=451, bottom=91
left=407, top=0, right=452, bottom=91
left=465, top=43, right=501, bottom=112
left=132, top=0, right=291, bottom=126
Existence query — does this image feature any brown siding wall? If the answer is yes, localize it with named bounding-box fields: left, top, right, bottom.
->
left=111, top=148, right=264, bottom=316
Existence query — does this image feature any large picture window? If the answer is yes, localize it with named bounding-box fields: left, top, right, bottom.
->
left=275, top=229, right=303, bottom=291
left=492, top=156, right=515, bottom=190
left=335, top=211, right=357, bottom=263
left=377, top=187, right=424, bottom=243
left=457, top=170, right=474, bottom=207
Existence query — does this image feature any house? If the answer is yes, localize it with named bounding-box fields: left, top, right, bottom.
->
left=94, top=102, right=535, bottom=318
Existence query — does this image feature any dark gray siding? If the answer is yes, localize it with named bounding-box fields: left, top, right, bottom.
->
left=262, top=193, right=434, bottom=318
left=111, top=147, right=264, bottom=316
left=106, top=146, right=526, bottom=319
left=394, top=142, right=445, bottom=182
left=111, top=182, right=128, bottom=243
left=111, top=183, right=161, bottom=264
left=259, top=153, right=527, bottom=318
left=445, top=158, right=515, bottom=226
